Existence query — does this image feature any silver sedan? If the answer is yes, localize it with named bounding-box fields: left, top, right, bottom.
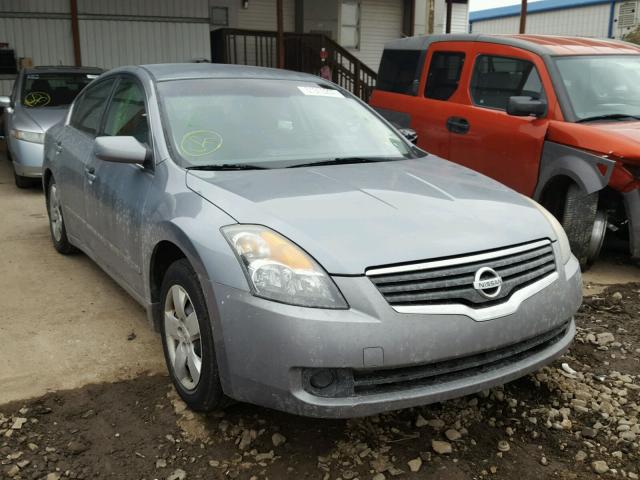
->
left=42, top=64, right=582, bottom=418
left=0, top=66, right=102, bottom=187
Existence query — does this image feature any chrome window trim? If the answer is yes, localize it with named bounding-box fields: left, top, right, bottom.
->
left=366, top=239, right=552, bottom=277
left=391, top=271, right=558, bottom=321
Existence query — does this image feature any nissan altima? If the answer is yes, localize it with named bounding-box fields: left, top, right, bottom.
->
left=42, top=64, right=582, bottom=418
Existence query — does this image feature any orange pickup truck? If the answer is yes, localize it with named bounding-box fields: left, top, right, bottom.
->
left=370, top=34, right=640, bottom=268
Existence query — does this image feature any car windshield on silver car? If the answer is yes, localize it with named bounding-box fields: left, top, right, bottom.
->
left=21, top=72, right=98, bottom=108
left=158, top=79, right=417, bottom=169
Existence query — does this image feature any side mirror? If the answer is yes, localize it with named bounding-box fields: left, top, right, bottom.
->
left=0, top=96, right=10, bottom=108
left=94, top=136, right=148, bottom=164
left=507, top=96, right=547, bottom=117
left=398, top=127, right=418, bottom=144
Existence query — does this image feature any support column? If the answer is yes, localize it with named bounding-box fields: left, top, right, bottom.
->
left=519, top=0, right=527, bottom=34
left=445, top=0, right=452, bottom=34
left=277, top=0, right=285, bottom=69
left=70, top=0, right=81, bottom=66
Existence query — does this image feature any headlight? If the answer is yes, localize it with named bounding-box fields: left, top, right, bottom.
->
left=222, top=225, right=348, bottom=309
left=11, top=129, right=45, bottom=144
left=527, top=197, right=572, bottom=265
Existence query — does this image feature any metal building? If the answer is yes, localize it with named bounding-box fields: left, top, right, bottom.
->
left=0, top=0, right=470, bottom=97
left=469, top=0, right=636, bottom=40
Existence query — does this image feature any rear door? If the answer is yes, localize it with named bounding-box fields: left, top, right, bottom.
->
left=57, top=78, right=116, bottom=240
left=446, top=43, right=556, bottom=196
left=83, top=75, right=153, bottom=293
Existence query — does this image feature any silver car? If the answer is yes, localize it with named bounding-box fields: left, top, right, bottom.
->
left=0, top=66, right=102, bottom=188
left=43, top=64, right=582, bottom=418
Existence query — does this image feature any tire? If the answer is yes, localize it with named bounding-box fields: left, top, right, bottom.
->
left=561, top=183, right=601, bottom=270
left=14, top=170, right=32, bottom=189
left=159, top=259, right=225, bottom=412
left=46, top=178, right=77, bottom=254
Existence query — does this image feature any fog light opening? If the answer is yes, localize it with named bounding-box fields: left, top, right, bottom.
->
left=309, top=369, right=335, bottom=389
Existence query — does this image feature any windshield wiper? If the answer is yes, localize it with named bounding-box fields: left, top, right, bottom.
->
left=186, top=163, right=268, bottom=171
left=288, top=156, right=402, bottom=168
left=577, top=113, right=640, bottom=123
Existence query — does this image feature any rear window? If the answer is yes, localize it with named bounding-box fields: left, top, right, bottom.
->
left=377, top=49, right=423, bottom=95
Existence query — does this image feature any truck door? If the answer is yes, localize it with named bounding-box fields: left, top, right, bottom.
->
left=446, top=43, right=556, bottom=196
left=415, top=42, right=476, bottom=159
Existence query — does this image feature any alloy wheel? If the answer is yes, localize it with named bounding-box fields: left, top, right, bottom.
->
left=49, top=184, right=63, bottom=243
left=164, top=285, right=202, bottom=391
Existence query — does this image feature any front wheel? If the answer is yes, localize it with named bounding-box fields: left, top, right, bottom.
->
left=561, top=183, right=603, bottom=269
left=159, top=259, right=225, bottom=412
left=46, top=179, right=77, bottom=254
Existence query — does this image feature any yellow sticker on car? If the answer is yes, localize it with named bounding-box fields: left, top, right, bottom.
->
left=180, top=130, right=223, bottom=157
left=24, top=91, right=51, bottom=107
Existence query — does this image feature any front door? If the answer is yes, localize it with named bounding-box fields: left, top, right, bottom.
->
left=446, top=44, right=555, bottom=196
left=84, top=76, right=153, bottom=293
left=58, top=79, right=116, bottom=241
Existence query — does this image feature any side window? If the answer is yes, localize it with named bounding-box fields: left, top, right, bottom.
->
left=102, top=78, right=149, bottom=145
left=470, top=55, right=545, bottom=110
left=377, top=49, right=423, bottom=95
left=424, top=52, right=465, bottom=101
left=70, top=79, right=115, bottom=135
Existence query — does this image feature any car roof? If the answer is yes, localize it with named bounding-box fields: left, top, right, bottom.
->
left=23, top=65, right=104, bottom=74
left=385, top=34, right=640, bottom=56
left=137, top=63, right=326, bottom=83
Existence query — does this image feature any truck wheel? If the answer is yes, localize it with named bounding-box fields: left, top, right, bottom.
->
left=561, top=183, right=602, bottom=269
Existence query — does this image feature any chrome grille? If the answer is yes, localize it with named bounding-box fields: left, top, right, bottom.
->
left=367, top=240, right=556, bottom=308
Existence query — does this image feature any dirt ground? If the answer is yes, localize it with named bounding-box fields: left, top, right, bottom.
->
left=1, top=142, right=639, bottom=480
left=0, top=285, right=639, bottom=480
left=0, top=145, right=165, bottom=405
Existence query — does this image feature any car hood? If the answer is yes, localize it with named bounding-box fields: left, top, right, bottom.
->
left=186, top=157, right=556, bottom=275
left=14, top=106, right=68, bottom=132
left=548, top=119, right=640, bottom=165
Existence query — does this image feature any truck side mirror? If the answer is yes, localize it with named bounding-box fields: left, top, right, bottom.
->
left=507, top=96, right=547, bottom=118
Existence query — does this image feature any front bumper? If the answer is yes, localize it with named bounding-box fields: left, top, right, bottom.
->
left=210, top=251, right=582, bottom=418
left=8, top=137, right=44, bottom=178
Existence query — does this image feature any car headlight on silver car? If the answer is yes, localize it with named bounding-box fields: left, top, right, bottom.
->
left=222, top=225, right=348, bottom=309
left=527, top=197, right=572, bottom=265
left=11, top=129, right=45, bottom=144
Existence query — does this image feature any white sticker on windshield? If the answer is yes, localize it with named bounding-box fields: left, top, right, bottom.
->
left=86, top=74, right=99, bottom=79
left=297, top=86, right=343, bottom=98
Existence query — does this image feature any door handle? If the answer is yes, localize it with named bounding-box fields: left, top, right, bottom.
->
left=85, top=166, right=96, bottom=183
left=446, top=117, right=470, bottom=134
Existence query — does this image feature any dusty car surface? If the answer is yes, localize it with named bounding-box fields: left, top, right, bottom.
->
left=370, top=34, right=640, bottom=268
left=43, top=63, right=582, bottom=418
left=0, top=66, right=102, bottom=187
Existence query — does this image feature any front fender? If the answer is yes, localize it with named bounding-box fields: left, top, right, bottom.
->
left=533, top=141, right=615, bottom=199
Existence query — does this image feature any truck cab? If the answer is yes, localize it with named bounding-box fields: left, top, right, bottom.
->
left=370, top=34, right=640, bottom=268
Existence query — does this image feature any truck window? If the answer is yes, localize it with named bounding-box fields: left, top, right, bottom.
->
left=470, top=55, right=545, bottom=110
left=377, top=49, right=423, bottom=95
left=424, top=52, right=465, bottom=101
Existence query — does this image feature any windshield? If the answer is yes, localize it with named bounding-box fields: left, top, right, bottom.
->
left=21, top=72, right=98, bottom=108
left=157, top=79, right=415, bottom=168
left=555, top=55, right=640, bottom=121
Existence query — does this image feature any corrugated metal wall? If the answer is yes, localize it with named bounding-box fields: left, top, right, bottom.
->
left=237, top=0, right=296, bottom=31
left=79, top=20, right=211, bottom=69
left=0, top=0, right=211, bottom=94
left=471, top=4, right=611, bottom=38
left=78, top=0, right=208, bottom=17
left=351, top=0, right=404, bottom=71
